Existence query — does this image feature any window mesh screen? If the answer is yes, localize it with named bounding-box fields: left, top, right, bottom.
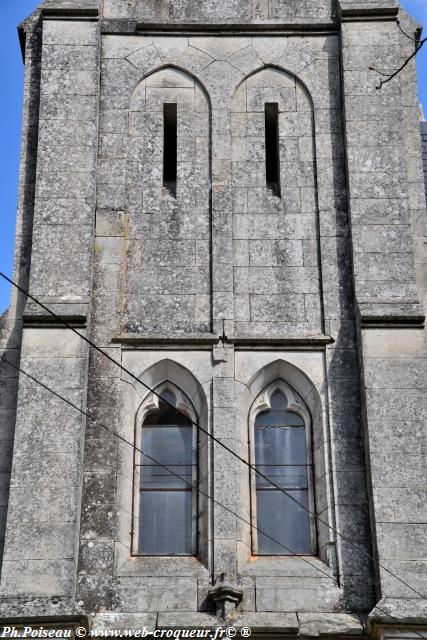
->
left=254, top=390, right=311, bottom=554
left=137, top=397, right=195, bottom=555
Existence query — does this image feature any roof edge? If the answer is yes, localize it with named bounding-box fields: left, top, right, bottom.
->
left=17, top=7, right=42, bottom=63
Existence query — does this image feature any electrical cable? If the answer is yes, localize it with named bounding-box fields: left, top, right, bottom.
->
left=0, top=270, right=425, bottom=604
left=4, top=355, right=427, bottom=640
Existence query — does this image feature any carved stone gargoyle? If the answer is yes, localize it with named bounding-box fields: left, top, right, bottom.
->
left=208, top=573, right=243, bottom=623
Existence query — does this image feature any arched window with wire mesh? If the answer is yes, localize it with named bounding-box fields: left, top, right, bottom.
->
left=134, top=385, right=197, bottom=556
left=250, top=381, right=315, bottom=555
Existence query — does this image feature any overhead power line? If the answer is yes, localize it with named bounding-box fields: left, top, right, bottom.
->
left=0, top=270, right=425, bottom=605
left=4, top=355, right=427, bottom=640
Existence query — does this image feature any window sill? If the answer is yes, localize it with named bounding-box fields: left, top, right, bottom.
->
left=115, top=544, right=210, bottom=577
left=241, top=554, right=335, bottom=578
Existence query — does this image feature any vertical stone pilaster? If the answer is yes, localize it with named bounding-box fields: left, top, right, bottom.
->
left=0, top=15, right=100, bottom=597
left=211, top=108, right=235, bottom=338
left=212, top=344, right=238, bottom=580
left=207, top=70, right=240, bottom=586
left=339, top=0, right=427, bottom=609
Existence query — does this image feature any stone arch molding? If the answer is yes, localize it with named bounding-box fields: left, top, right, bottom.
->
left=245, top=359, right=322, bottom=425
left=128, top=64, right=212, bottom=114
left=137, top=381, right=197, bottom=425
left=232, top=63, right=315, bottom=111
left=134, top=358, right=209, bottom=423
left=249, top=378, right=311, bottom=428
left=236, top=359, right=336, bottom=570
left=116, top=358, right=211, bottom=573
left=132, top=60, right=316, bottom=113
left=248, top=377, right=316, bottom=556
left=107, top=39, right=323, bottom=112
left=229, top=64, right=322, bottom=336
left=123, top=63, right=213, bottom=335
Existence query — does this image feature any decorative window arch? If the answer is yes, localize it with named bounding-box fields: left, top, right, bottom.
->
left=125, top=66, right=212, bottom=335
left=133, top=382, right=198, bottom=556
left=230, top=67, right=322, bottom=338
left=249, top=380, right=316, bottom=555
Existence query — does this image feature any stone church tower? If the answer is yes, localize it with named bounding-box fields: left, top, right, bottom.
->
left=1, top=0, right=426, bottom=636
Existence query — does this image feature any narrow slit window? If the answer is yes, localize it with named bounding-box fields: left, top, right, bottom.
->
left=163, top=103, right=177, bottom=196
left=265, top=103, right=281, bottom=197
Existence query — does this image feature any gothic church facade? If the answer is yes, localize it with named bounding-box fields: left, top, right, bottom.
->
left=0, top=0, right=426, bottom=637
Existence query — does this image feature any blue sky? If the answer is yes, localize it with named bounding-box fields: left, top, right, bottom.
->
left=0, top=0, right=426, bottom=313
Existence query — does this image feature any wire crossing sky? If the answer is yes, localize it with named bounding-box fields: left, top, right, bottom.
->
left=0, top=0, right=426, bottom=313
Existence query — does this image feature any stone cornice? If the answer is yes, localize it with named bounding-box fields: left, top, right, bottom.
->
left=23, top=300, right=89, bottom=328
left=112, top=334, right=335, bottom=348
left=112, top=334, right=220, bottom=347
left=357, top=300, right=425, bottom=328
left=338, top=0, right=399, bottom=21
left=228, top=335, right=335, bottom=347
left=101, top=18, right=339, bottom=36
left=41, top=0, right=99, bottom=19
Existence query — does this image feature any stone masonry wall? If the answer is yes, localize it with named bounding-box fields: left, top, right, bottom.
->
left=340, top=2, right=427, bottom=611
left=0, top=18, right=100, bottom=601
left=0, top=0, right=426, bottom=633
left=0, top=10, right=42, bottom=569
left=73, top=29, right=373, bottom=620
left=231, top=67, right=322, bottom=336
left=124, top=68, right=211, bottom=334
left=102, top=0, right=337, bottom=23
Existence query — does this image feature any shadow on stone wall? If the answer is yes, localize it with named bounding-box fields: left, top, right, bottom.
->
left=324, top=77, right=376, bottom=611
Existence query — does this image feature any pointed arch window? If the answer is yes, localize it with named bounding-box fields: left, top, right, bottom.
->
left=134, top=385, right=197, bottom=556
left=250, top=381, right=315, bottom=555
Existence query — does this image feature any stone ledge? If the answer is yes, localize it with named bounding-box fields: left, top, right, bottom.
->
left=369, top=598, right=427, bottom=626
left=108, top=611, right=365, bottom=635
left=228, top=335, right=334, bottom=347
left=101, top=19, right=339, bottom=35
left=157, top=613, right=217, bottom=630
left=357, top=300, right=425, bottom=328
left=239, top=612, right=299, bottom=633
left=41, top=0, right=99, bottom=18
left=112, top=333, right=220, bottom=346
left=298, top=613, right=365, bottom=637
left=2, top=609, right=425, bottom=637
left=338, top=0, right=398, bottom=20
left=23, top=301, right=88, bottom=328
left=90, top=613, right=156, bottom=633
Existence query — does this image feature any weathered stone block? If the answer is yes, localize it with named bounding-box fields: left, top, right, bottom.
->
left=79, top=539, right=115, bottom=574
left=43, top=21, right=98, bottom=47
left=118, top=577, right=198, bottom=612
left=298, top=613, right=364, bottom=636
left=255, top=576, right=341, bottom=612
left=250, top=294, right=305, bottom=322
left=42, top=45, right=98, bottom=71
left=1, top=558, right=75, bottom=596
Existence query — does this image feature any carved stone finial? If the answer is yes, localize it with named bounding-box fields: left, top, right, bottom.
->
left=208, top=573, right=243, bottom=623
